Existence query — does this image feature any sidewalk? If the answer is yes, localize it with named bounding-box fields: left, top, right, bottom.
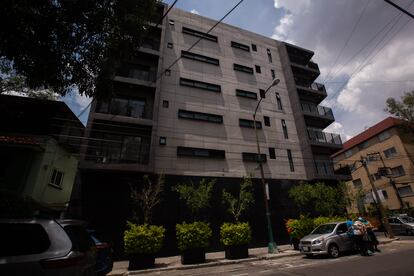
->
left=108, top=237, right=399, bottom=276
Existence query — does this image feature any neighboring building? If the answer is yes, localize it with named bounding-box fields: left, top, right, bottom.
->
left=79, top=4, right=348, bottom=254
left=332, top=117, right=414, bottom=213
left=0, top=95, right=84, bottom=215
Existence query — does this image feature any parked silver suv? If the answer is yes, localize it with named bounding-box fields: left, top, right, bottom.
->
left=387, top=215, right=414, bottom=235
left=0, top=219, right=96, bottom=276
left=299, top=221, right=355, bottom=258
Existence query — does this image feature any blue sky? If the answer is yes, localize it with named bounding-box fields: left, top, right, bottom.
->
left=63, top=0, right=414, bottom=140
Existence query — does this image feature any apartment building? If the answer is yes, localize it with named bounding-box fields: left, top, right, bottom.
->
left=332, top=117, right=414, bottom=213
left=78, top=4, right=348, bottom=254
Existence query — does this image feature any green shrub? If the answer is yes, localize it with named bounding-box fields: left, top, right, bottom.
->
left=124, top=222, right=165, bottom=255
left=176, top=221, right=212, bottom=251
left=220, top=222, right=252, bottom=246
left=313, top=216, right=346, bottom=227
left=285, top=215, right=314, bottom=239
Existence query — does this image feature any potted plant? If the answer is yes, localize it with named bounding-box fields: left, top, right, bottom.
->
left=125, top=174, right=165, bottom=270
left=173, top=178, right=215, bottom=264
left=220, top=175, right=254, bottom=259
left=124, top=222, right=165, bottom=269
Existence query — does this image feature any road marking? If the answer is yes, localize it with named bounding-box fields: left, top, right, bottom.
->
left=231, top=273, right=248, bottom=276
left=259, top=270, right=271, bottom=273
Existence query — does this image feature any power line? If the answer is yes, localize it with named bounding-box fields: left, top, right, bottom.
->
left=384, top=0, right=414, bottom=19
left=322, top=0, right=373, bottom=83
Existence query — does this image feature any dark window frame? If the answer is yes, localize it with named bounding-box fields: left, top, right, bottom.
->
left=49, top=169, right=64, bottom=188
left=239, top=118, right=262, bottom=129
left=259, top=89, right=265, bottom=99
left=282, top=119, right=288, bottom=139
left=181, top=50, right=220, bottom=65
left=234, top=63, right=254, bottom=74
left=182, top=26, right=218, bottom=42
left=177, top=146, right=225, bottom=159
left=287, top=149, right=294, bottom=172
left=180, top=77, right=221, bottom=92
left=264, top=116, right=271, bottom=126
left=271, top=69, right=276, bottom=79
left=252, top=44, right=257, bottom=51
left=276, top=93, right=283, bottom=110
left=236, top=89, right=257, bottom=100
left=269, top=147, right=276, bottom=159
left=167, top=42, right=173, bottom=48
left=242, top=152, right=267, bottom=163
left=162, top=100, right=169, bottom=108
left=255, top=65, right=261, bottom=73
left=267, top=49, right=273, bottom=63
left=178, top=109, right=223, bottom=124
left=231, top=41, right=250, bottom=52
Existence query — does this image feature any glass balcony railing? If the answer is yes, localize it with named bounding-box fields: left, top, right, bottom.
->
left=314, top=160, right=352, bottom=178
left=301, top=102, right=334, bottom=118
left=307, top=128, right=342, bottom=145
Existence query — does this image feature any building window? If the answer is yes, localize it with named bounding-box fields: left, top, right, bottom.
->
left=169, top=19, right=175, bottom=25
left=242, top=152, right=267, bottom=163
left=267, top=49, right=272, bottom=63
left=344, top=149, right=353, bottom=158
left=378, top=130, right=390, bottom=141
left=236, top=89, right=257, bottom=100
left=353, top=179, right=362, bottom=188
left=264, top=116, right=270, bottom=126
left=255, top=65, right=261, bottom=73
left=180, top=77, right=221, bottom=92
left=159, top=137, right=166, bottom=145
left=282, top=119, right=288, bottom=139
left=182, top=26, right=218, bottom=42
left=276, top=93, right=283, bottom=110
left=251, top=44, right=257, bottom=51
left=287, top=149, right=294, bottom=172
left=239, top=119, right=262, bottom=129
left=231, top=41, right=250, bottom=51
left=271, top=69, right=276, bottom=79
left=167, top=42, right=173, bottom=48
left=234, top=63, right=254, bottom=74
left=181, top=50, right=219, bottom=65
left=259, top=89, right=265, bottom=99
left=358, top=141, right=369, bottom=150
left=269, top=148, right=276, bottom=159
left=384, top=147, right=397, bottom=158
left=398, top=185, right=413, bottom=196
left=382, top=190, right=389, bottom=199
left=49, top=169, right=64, bottom=188
left=178, top=109, right=223, bottom=124
left=162, top=100, right=169, bottom=108
left=97, top=97, right=147, bottom=119
left=177, top=146, right=225, bottom=159
left=165, top=69, right=171, bottom=76
left=371, top=173, right=382, bottom=181
left=391, top=165, right=405, bottom=177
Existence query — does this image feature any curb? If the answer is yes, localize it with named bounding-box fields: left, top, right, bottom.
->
left=113, top=238, right=401, bottom=275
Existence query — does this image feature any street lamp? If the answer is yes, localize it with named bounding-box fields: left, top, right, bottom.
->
left=253, top=78, right=280, bottom=254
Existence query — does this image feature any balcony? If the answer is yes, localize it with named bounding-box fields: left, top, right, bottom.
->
left=285, top=42, right=314, bottom=65
left=296, top=82, right=327, bottom=103
left=313, top=160, right=352, bottom=181
left=307, top=127, right=343, bottom=151
left=291, top=61, right=320, bottom=85
left=301, top=101, right=335, bottom=128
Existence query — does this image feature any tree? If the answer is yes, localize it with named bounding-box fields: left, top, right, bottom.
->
left=222, top=175, right=254, bottom=222
left=0, top=0, right=159, bottom=99
left=129, top=174, right=164, bottom=224
left=173, top=178, right=215, bottom=220
left=288, top=182, right=347, bottom=217
left=386, top=91, right=414, bottom=124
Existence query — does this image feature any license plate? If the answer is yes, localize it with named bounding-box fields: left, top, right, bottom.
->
left=303, top=247, right=310, bottom=252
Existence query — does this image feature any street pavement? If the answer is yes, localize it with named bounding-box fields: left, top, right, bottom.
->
left=130, top=236, right=414, bottom=276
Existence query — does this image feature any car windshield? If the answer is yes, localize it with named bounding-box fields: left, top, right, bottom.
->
left=400, top=217, right=414, bottom=223
left=311, top=224, right=337, bottom=235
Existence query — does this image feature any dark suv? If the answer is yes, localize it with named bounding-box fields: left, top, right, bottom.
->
left=0, top=219, right=96, bottom=276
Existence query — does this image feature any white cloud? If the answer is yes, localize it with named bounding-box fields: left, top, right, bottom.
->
left=190, top=9, right=200, bottom=15
left=271, top=13, right=293, bottom=41
left=75, top=93, right=92, bottom=110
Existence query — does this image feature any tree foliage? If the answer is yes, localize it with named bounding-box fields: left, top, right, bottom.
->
left=386, top=91, right=414, bottom=124
left=0, top=0, right=158, bottom=99
left=173, top=178, right=215, bottom=219
left=288, top=182, right=347, bottom=217
left=222, top=175, right=254, bottom=222
left=129, top=174, right=164, bottom=224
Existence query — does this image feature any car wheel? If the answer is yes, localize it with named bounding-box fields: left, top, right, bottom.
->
left=407, top=229, right=414, bottom=236
left=305, top=254, right=313, bottom=258
left=328, top=244, right=340, bottom=258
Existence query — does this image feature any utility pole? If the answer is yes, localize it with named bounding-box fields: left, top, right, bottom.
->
left=374, top=152, right=405, bottom=211
left=360, top=156, right=394, bottom=238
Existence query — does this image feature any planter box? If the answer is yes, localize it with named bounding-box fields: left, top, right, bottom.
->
left=128, top=253, right=155, bottom=270
left=181, top=248, right=206, bottom=265
left=225, top=244, right=249, bottom=259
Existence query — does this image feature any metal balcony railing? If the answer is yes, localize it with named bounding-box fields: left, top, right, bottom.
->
left=307, top=61, right=319, bottom=71
left=307, top=128, right=342, bottom=145
left=314, top=160, right=352, bottom=178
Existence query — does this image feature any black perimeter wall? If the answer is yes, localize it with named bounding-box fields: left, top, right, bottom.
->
left=80, top=171, right=304, bottom=259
